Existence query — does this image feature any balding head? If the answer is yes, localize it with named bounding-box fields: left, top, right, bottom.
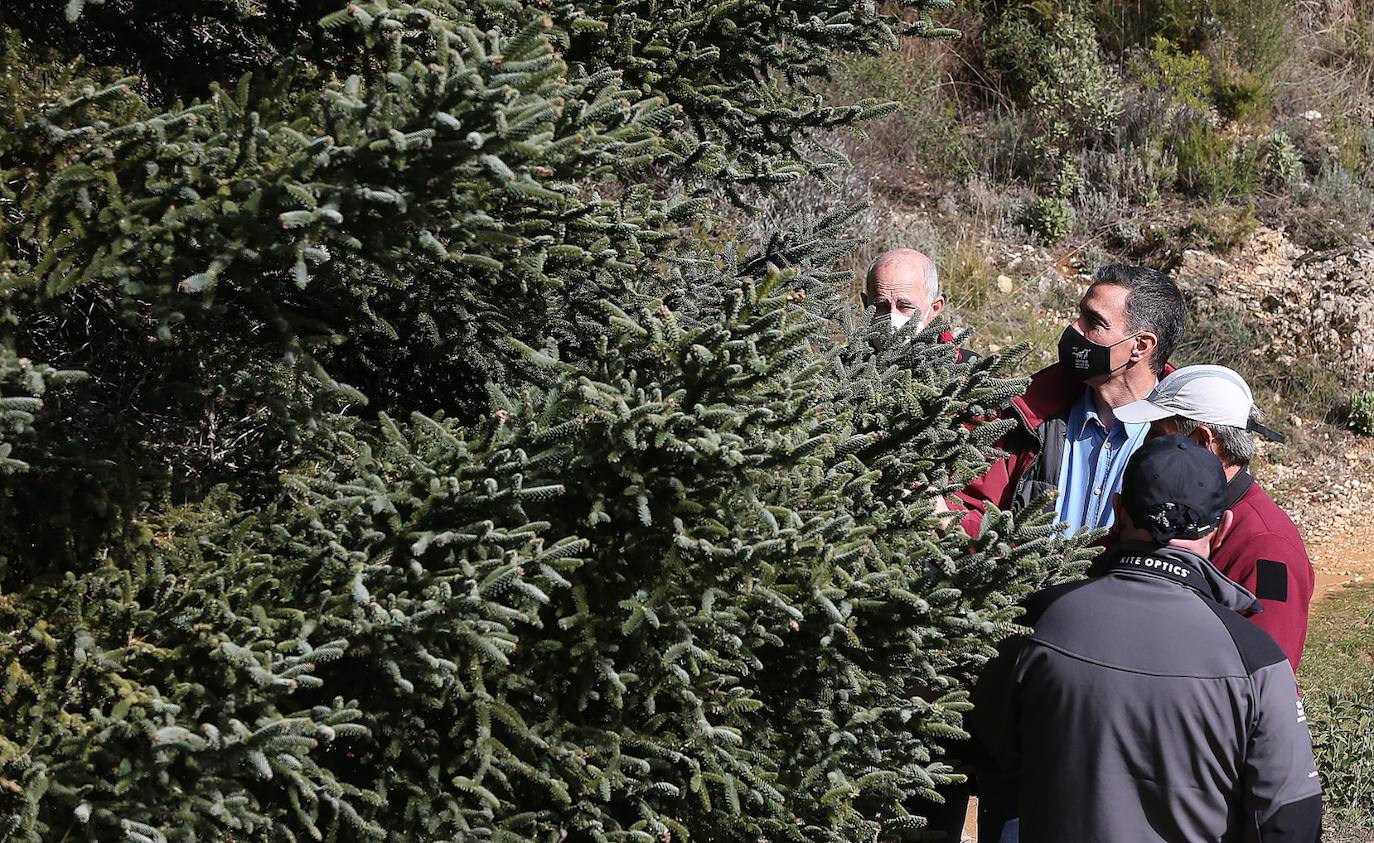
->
left=862, top=248, right=943, bottom=330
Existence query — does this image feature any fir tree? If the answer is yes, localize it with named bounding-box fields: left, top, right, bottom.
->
left=0, top=1, right=1090, bottom=840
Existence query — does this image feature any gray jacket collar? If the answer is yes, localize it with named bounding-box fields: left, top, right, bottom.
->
left=1093, top=540, right=1262, bottom=616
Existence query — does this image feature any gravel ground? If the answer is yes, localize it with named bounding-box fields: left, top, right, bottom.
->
left=1324, top=819, right=1373, bottom=843
left=1262, top=427, right=1374, bottom=602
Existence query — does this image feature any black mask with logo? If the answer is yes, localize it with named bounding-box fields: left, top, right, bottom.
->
left=1057, top=326, right=1138, bottom=382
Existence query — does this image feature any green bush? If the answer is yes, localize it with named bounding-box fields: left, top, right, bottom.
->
left=1091, top=0, right=1207, bottom=54
left=1331, top=112, right=1374, bottom=185
left=1349, top=390, right=1374, bottom=435
left=1208, top=60, right=1270, bottom=122
left=1021, top=196, right=1076, bottom=242
left=1083, top=138, right=1179, bottom=207
left=1309, top=686, right=1374, bottom=826
left=985, top=5, right=1122, bottom=164
left=1298, top=159, right=1374, bottom=249
left=1264, top=130, right=1303, bottom=185
left=1092, top=0, right=1293, bottom=100
left=1302, top=583, right=1374, bottom=830
left=1175, top=121, right=1260, bottom=201
left=835, top=52, right=975, bottom=177
left=1131, top=36, right=1212, bottom=111
left=1210, top=0, right=1293, bottom=93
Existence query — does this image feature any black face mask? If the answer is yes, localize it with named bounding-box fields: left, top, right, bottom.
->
left=1057, top=326, right=1138, bottom=382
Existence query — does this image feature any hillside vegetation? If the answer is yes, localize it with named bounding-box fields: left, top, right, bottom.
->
left=795, top=0, right=1374, bottom=420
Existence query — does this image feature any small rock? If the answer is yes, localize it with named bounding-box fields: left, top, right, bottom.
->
left=1302, top=109, right=1323, bottom=121
left=996, top=274, right=1014, bottom=293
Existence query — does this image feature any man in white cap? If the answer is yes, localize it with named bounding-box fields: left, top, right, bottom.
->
left=1115, top=365, right=1314, bottom=671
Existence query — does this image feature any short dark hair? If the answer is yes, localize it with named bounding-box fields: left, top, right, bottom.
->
left=1091, top=263, right=1185, bottom=376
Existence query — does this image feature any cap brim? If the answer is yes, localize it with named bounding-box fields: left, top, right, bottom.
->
left=1248, top=419, right=1287, bottom=444
left=1115, top=399, right=1176, bottom=424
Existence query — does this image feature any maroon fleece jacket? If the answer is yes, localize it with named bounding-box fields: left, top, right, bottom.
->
left=1213, top=477, right=1314, bottom=673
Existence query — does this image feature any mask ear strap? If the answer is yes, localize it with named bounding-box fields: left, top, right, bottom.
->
left=1108, top=331, right=1143, bottom=349
left=1106, top=332, right=1144, bottom=374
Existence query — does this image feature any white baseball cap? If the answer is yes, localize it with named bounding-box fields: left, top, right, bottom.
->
left=1116, top=365, right=1286, bottom=442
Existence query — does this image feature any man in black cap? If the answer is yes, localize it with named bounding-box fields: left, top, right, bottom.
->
left=971, top=436, right=1322, bottom=843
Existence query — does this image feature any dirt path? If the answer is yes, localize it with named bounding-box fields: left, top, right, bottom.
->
left=1309, top=520, right=1374, bottom=604
left=1266, top=432, right=1374, bottom=604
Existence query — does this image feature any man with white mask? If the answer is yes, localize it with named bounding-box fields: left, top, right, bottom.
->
left=862, top=248, right=977, bottom=366
left=861, top=248, right=945, bottom=331
left=864, top=246, right=977, bottom=842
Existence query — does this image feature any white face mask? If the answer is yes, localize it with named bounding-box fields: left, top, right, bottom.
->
left=890, top=309, right=935, bottom=332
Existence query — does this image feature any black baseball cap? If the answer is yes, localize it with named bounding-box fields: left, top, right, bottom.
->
left=1121, top=435, right=1227, bottom=544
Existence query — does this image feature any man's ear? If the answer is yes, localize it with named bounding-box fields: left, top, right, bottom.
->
left=1210, top=509, right=1236, bottom=551
left=930, top=296, right=945, bottom=316
left=1131, top=330, right=1158, bottom=364
left=1193, top=423, right=1220, bottom=452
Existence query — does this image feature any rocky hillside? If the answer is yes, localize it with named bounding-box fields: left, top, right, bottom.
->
left=1176, top=227, right=1374, bottom=388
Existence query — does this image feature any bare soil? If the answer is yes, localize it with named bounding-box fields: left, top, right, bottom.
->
left=1263, top=430, right=1374, bottom=603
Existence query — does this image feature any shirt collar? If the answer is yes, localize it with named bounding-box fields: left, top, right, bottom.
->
left=1072, top=382, right=1158, bottom=439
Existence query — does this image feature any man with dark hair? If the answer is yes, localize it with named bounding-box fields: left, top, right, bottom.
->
left=1116, top=365, right=1314, bottom=672
left=953, top=263, right=1186, bottom=536
left=973, top=436, right=1322, bottom=843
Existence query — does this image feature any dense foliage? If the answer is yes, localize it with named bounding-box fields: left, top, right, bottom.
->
left=0, top=1, right=1088, bottom=840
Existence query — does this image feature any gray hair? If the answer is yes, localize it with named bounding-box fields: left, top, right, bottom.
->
left=1170, top=405, right=1261, bottom=468
left=866, top=249, right=940, bottom=302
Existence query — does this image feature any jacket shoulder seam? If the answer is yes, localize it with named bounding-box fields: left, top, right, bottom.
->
left=1198, top=596, right=1288, bottom=676
left=1024, top=636, right=1250, bottom=680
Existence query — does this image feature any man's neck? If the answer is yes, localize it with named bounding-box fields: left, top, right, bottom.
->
left=1222, top=463, right=1243, bottom=481
left=1118, top=529, right=1213, bottom=560
left=1090, top=366, right=1157, bottom=428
